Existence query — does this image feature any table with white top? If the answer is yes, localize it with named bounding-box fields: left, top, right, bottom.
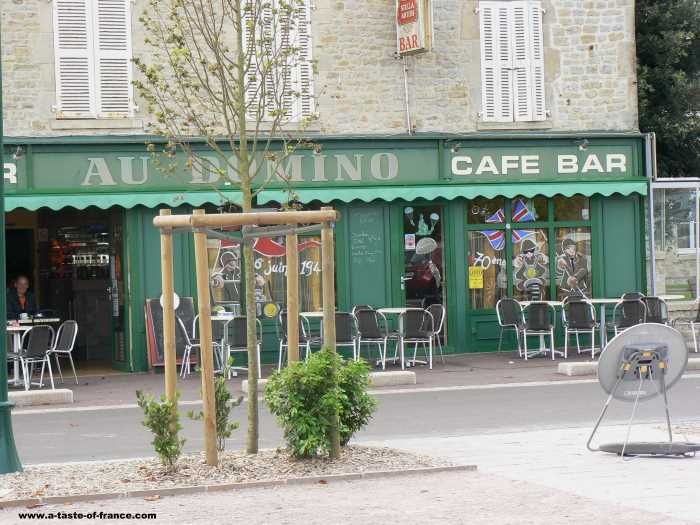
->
left=300, top=311, right=324, bottom=319
left=376, top=307, right=428, bottom=367
left=210, top=314, right=237, bottom=374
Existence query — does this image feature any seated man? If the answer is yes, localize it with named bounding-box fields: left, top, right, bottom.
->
left=7, top=275, right=38, bottom=320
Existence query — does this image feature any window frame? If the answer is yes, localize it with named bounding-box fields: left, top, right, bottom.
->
left=465, top=196, right=592, bottom=311
left=478, top=0, right=547, bottom=123
left=52, top=0, right=135, bottom=119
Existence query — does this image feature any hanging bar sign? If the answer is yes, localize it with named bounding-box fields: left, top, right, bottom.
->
left=396, top=0, right=433, bottom=55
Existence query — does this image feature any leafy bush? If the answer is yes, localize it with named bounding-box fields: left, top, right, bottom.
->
left=264, top=349, right=377, bottom=458
left=188, top=375, right=242, bottom=451
left=136, top=390, right=185, bottom=470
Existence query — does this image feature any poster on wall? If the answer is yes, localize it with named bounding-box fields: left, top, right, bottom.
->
left=396, top=0, right=433, bottom=55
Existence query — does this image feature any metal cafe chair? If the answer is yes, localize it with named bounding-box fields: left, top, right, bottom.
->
left=496, top=298, right=525, bottom=356
left=521, top=302, right=557, bottom=360
left=322, top=312, right=357, bottom=359
left=276, top=311, right=317, bottom=370
left=223, top=316, right=262, bottom=379
left=177, top=315, right=223, bottom=378
left=672, top=302, right=700, bottom=353
left=392, top=308, right=435, bottom=370
left=643, top=296, right=670, bottom=325
left=611, top=298, right=647, bottom=337
left=562, top=296, right=598, bottom=359
left=354, top=308, right=390, bottom=369
left=47, top=320, right=79, bottom=384
left=17, top=325, right=55, bottom=390
left=426, top=303, right=446, bottom=364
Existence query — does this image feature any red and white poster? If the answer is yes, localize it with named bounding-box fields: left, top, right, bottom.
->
left=396, top=0, right=432, bottom=55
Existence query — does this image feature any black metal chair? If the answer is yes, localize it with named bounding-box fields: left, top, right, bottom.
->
left=672, top=302, right=700, bottom=353
left=643, top=296, right=670, bottom=325
left=17, top=325, right=55, bottom=390
left=393, top=308, right=435, bottom=370
left=322, top=312, right=357, bottom=358
left=47, top=320, right=79, bottom=384
left=521, top=302, right=557, bottom=360
left=496, top=298, right=524, bottom=355
left=622, top=292, right=645, bottom=301
left=611, top=298, right=647, bottom=337
left=426, top=303, right=446, bottom=364
left=562, top=297, right=598, bottom=359
left=354, top=308, right=391, bottom=369
left=224, top=316, right=262, bottom=378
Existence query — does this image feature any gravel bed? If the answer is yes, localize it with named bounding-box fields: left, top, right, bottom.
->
left=0, top=446, right=448, bottom=501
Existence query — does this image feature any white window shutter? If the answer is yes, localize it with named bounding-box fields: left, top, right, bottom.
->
left=53, top=0, right=96, bottom=118
left=94, top=0, right=133, bottom=117
left=290, top=1, right=314, bottom=120
left=512, top=1, right=532, bottom=121
left=241, top=0, right=261, bottom=118
left=528, top=1, right=546, bottom=121
left=479, top=2, right=513, bottom=122
left=242, top=0, right=313, bottom=122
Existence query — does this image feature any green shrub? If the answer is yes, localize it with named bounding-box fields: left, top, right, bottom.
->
left=136, top=390, right=185, bottom=470
left=264, top=349, right=377, bottom=458
left=188, top=375, right=242, bottom=451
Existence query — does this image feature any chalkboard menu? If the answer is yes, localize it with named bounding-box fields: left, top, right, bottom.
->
left=145, top=297, right=195, bottom=367
left=348, top=207, right=388, bottom=307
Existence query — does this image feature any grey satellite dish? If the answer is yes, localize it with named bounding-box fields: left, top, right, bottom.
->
left=587, top=323, right=700, bottom=457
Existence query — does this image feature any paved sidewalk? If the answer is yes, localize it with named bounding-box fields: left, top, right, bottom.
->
left=366, top=422, right=700, bottom=523
left=0, top=468, right=694, bottom=525
left=10, top=352, right=596, bottom=410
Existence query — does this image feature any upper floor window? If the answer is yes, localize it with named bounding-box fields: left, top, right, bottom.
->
left=478, top=1, right=546, bottom=123
left=53, top=0, right=134, bottom=119
left=241, top=0, right=314, bottom=122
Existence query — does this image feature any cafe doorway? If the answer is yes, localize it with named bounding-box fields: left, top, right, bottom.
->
left=6, top=207, right=126, bottom=370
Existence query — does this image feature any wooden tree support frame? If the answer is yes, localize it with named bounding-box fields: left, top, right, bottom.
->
left=155, top=207, right=341, bottom=464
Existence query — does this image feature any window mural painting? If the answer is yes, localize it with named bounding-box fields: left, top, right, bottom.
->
left=555, top=228, right=591, bottom=299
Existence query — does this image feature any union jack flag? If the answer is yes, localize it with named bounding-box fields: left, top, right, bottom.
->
left=478, top=200, right=536, bottom=250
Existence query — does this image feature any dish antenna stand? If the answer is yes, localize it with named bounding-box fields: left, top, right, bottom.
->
left=587, top=324, right=700, bottom=457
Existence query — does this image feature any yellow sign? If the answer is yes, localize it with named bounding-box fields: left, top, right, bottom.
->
left=469, top=266, right=484, bottom=289
left=263, top=302, right=280, bottom=318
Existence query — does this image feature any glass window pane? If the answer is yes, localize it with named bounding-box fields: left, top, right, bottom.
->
left=555, top=227, right=592, bottom=300
left=554, top=195, right=591, bottom=221
left=513, top=229, right=550, bottom=301
left=403, top=206, right=444, bottom=307
left=253, top=236, right=323, bottom=313
left=468, top=197, right=505, bottom=224
left=653, top=188, right=697, bottom=299
left=208, top=238, right=242, bottom=312
left=468, top=231, right=507, bottom=308
left=511, top=196, right=547, bottom=222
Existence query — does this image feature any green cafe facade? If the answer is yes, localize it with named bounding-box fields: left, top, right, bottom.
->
left=3, top=133, right=650, bottom=372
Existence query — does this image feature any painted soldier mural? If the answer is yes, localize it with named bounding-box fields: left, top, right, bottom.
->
left=514, top=238, right=549, bottom=300
left=556, top=238, right=590, bottom=299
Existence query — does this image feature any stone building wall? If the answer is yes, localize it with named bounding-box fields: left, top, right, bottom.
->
left=1, top=0, right=638, bottom=137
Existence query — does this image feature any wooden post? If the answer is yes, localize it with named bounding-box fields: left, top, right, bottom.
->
left=159, top=209, right=178, bottom=407
left=285, top=232, right=300, bottom=364
left=192, top=209, right=218, bottom=466
left=321, top=208, right=341, bottom=459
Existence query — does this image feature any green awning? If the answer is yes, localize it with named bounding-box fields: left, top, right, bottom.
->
left=257, top=180, right=648, bottom=204
left=5, top=191, right=242, bottom=211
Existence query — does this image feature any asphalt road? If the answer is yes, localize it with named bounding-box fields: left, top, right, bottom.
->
left=11, top=376, right=700, bottom=464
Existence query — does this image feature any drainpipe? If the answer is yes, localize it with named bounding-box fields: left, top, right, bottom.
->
left=645, top=132, right=656, bottom=296
left=402, top=56, right=413, bottom=135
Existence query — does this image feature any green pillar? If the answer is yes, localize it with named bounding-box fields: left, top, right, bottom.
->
left=0, top=21, right=23, bottom=473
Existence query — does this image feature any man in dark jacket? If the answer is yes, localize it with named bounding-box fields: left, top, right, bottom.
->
left=6, top=275, right=38, bottom=320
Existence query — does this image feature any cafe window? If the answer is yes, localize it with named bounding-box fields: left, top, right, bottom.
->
left=466, top=195, right=593, bottom=307
left=253, top=236, right=322, bottom=312
left=650, top=186, right=699, bottom=299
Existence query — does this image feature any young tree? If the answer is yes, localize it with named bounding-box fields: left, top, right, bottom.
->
left=636, top=0, right=700, bottom=177
left=134, top=0, right=316, bottom=454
